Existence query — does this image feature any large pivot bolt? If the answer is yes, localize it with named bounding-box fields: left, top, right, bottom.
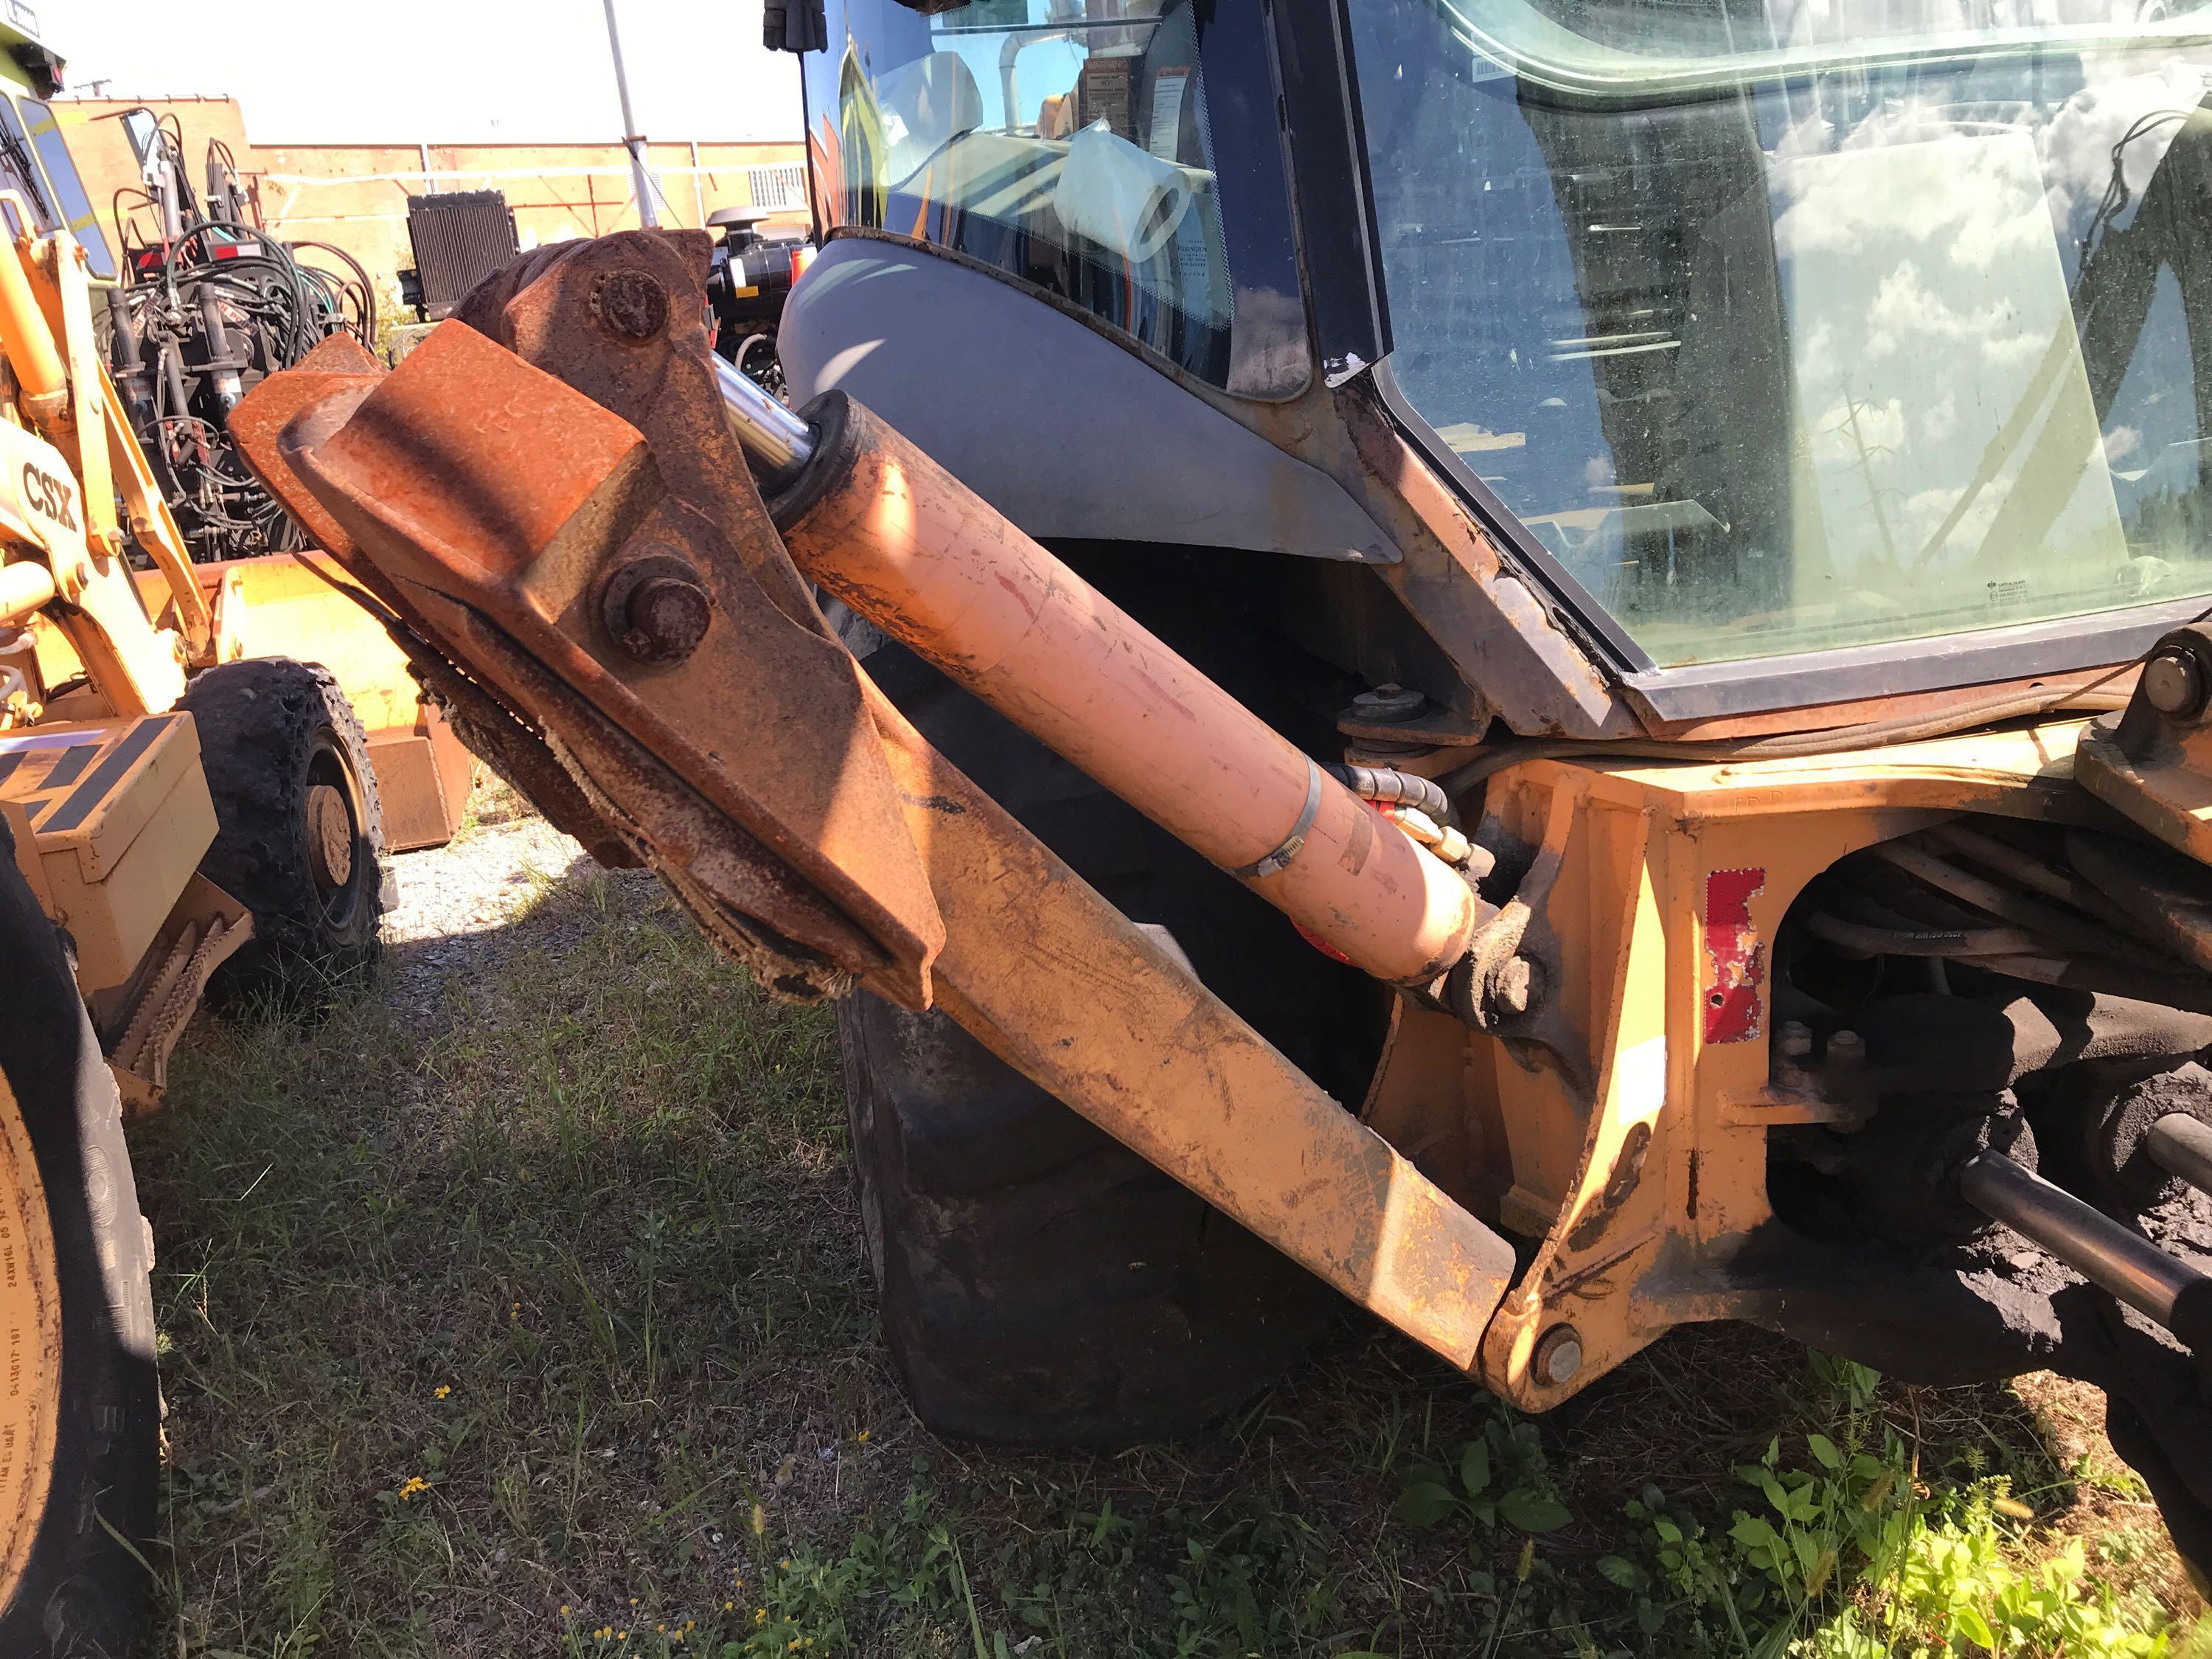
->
left=601, top=554, right=713, bottom=664
left=2143, top=645, right=2208, bottom=720
left=594, top=268, right=670, bottom=342
left=1533, top=1324, right=1583, bottom=1385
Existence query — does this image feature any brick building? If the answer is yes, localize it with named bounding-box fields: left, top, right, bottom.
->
left=57, top=94, right=808, bottom=309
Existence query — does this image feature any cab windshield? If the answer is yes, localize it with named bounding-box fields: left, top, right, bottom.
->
left=1349, top=0, right=2212, bottom=669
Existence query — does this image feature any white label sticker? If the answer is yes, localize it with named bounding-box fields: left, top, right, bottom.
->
left=1148, top=66, right=1191, bottom=161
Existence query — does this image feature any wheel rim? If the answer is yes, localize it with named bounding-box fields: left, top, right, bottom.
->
left=305, top=740, right=369, bottom=929
left=0, top=1073, right=61, bottom=1610
left=306, top=782, right=354, bottom=891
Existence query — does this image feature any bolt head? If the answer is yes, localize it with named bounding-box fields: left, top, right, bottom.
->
left=594, top=268, right=670, bottom=341
left=1350, top=683, right=1427, bottom=724
left=2143, top=648, right=2205, bottom=718
left=628, top=576, right=712, bottom=659
left=1534, top=1325, right=1583, bottom=1386
left=602, top=554, right=713, bottom=664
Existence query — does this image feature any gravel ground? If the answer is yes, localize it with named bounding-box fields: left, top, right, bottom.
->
left=376, top=776, right=655, bottom=1022
left=380, top=780, right=577, bottom=948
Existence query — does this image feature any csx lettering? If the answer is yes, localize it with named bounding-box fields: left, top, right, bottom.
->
left=21, top=463, right=75, bottom=530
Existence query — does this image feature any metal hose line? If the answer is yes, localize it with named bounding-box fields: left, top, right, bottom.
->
left=1439, top=690, right=2132, bottom=796
left=1958, top=1150, right=2210, bottom=1349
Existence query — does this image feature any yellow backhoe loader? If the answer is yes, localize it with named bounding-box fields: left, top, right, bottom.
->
left=21, top=0, right=2195, bottom=1641
left=224, top=198, right=2212, bottom=1607
left=0, top=35, right=465, bottom=1651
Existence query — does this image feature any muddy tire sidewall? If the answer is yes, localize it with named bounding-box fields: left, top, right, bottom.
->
left=0, top=817, right=159, bottom=1657
left=180, top=658, right=386, bottom=1015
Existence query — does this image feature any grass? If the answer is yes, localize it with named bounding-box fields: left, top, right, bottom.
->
left=132, top=802, right=2208, bottom=1656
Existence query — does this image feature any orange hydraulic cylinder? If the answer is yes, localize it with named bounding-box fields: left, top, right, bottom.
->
left=0, top=238, right=64, bottom=424
left=773, top=397, right=1481, bottom=988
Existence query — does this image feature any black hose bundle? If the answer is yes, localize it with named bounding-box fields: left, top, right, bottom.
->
left=1323, top=761, right=1453, bottom=824
left=105, top=206, right=375, bottom=562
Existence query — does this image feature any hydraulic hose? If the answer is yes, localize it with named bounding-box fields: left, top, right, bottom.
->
left=1438, top=686, right=2135, bottom=795
left=1324, top=761, right=1453, bottom=824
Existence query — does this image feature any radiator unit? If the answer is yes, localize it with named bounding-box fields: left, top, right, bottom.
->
left=399, top=189, right=520, bottom=321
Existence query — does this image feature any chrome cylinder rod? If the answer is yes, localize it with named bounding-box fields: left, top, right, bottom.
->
left=1958, top=1150, right=2208, bottom=1345
left=2146, top=1113, right=2212, bottom=1197
left=713, top=353, right=816, bottom=487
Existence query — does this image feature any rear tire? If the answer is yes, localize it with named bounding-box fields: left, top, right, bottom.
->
left=841, top=641, right=1385, bottom=1445
left=179, top=658, right=386, bottom=1014
left=0, top=815, right=159, bottom=1657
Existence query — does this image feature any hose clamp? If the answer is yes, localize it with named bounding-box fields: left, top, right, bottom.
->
left=1229, top=759, right=1324, bottom=880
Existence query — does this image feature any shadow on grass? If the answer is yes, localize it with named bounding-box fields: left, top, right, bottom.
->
left=129, top=852, right=2194, bottom=1658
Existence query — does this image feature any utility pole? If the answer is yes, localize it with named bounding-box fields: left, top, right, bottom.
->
left=601, top=0, right=659, bottom=228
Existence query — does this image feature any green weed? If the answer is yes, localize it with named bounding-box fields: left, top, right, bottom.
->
left=1604, top=1358, right=2171, bottom=1657
left=134, top=827, right=2201, bottom=1657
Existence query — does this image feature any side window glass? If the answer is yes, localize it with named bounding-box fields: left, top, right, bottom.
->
left=803, top=0, right=1307, bottom=397
left=0, top=98, right=55, bottom=240
left=20, top=102, right=119, bottom=280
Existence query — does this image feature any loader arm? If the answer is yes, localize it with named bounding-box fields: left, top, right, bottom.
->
left=0, top=216, right=212, bottom=717
left=231, top=230, right=1523, bottom=1363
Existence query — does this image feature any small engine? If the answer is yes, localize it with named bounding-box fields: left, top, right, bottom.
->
left=703, top=205, right=814, bottom=399
left=102, top=110, right=375, bottom=561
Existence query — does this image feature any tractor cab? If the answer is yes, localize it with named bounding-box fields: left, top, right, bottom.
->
left=778, top=0, right=2212, bottom=736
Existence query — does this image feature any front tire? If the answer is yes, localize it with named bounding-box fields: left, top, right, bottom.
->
left=843, top=996, right=1347, bottom=1445
left=840, top=641, right=1385, bottom=1445
left=179, top=658, right=386, bottom=1013
left=0, top=814, right=159, bottom=1656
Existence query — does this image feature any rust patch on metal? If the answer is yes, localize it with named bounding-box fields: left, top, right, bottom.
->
left=229, top=333, right=638, bottom=868
left=592, top=268, right=670, bottom=341
left=273, top=234, right=948, bottom=1006
left=1703, top=866, right=1766, bottom=1045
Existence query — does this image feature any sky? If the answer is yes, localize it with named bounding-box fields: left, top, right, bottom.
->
left=55, top=0, right=806, bottom=144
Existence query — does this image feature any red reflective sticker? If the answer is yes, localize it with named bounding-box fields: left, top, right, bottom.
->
left=1703, top=867, right=1767, bottom=1044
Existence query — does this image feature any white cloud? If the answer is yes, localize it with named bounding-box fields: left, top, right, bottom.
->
left=1774, top=133, right=2046, bottom=272
left=2039, top=63, right=2210, bottom=232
